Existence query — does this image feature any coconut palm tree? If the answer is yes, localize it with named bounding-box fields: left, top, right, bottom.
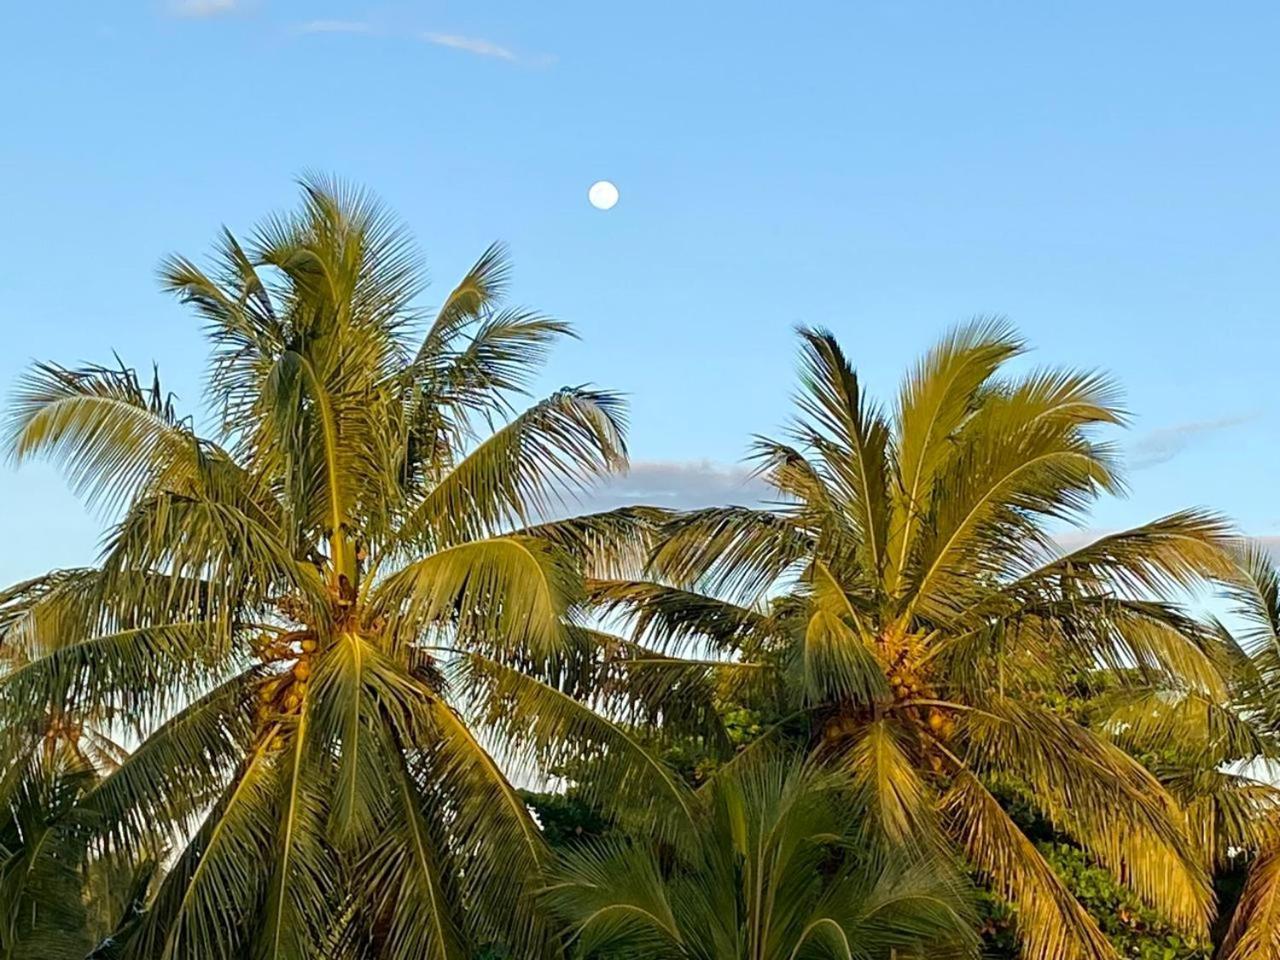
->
left=1107, top=542, right=1280, bottom=960
left=0, top=735, right=154, bottom=960
left=586, top=324, right=1238, bottom=960
left=0, top=178, right=687, bottom=960
left=544, top=749, right=977, bottom=960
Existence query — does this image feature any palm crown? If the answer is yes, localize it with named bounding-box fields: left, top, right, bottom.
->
left=0, top=179, right=641, bottom=959
left=545, top=750, right=977, bottom=960
left=590, top=324, right=1237, bottom=960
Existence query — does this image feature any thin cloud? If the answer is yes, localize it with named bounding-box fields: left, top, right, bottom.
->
left=1127, top=413, right=1255, bottom=470
left=423, top=31, right=539, bottom=64
left=574, top=460, right=770, bottom=514
left=169, top=0, right=238, bottom=17
left=298, top=20, right=375, bottom=34
left=1257, top=536, right=1280, bottom=562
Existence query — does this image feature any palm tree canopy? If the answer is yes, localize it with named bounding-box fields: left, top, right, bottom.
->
left=0, top=177, right=656, bottom=960
left=588, top=324, right=1238, bottom=960
left=545, top=749, right=978, bottom=960
left=1152, top=542, right=1280, bottom=960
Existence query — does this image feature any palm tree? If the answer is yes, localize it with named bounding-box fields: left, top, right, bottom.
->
left=544, top=749, right=977, bottom=960
left=0, top=178, right=680, bottom=959
left=586, top=324, right=1237, bottom=960
left=1107, top=542, right=1280, bottom=960
left=0, top=738, right=154, bottom=960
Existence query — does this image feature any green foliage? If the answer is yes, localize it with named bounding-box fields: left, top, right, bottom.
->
left=585, top=325, right=1240, bottom=960
left=0, top=179, right=642, bottom=960
left=544, top=751, right=978, bottom=960
left=4, top=188, right=1279, bottom=960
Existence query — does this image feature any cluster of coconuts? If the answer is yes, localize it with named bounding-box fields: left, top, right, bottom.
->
left=42, top=715, right=82, bottom=745
left=887, top=669, right=925, bottom=700
left=926, top=707, right=958, bottom=740
left=256, top=634, right=319, bottom=748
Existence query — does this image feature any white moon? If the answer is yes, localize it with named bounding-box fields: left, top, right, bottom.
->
left=588, top=180, right=619, bottom=210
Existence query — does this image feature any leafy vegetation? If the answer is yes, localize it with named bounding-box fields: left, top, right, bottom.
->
left=1, top=181, right=1278, bottom=960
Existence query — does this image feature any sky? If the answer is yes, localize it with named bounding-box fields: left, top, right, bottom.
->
left=1, top=1, right=1278, bottom=585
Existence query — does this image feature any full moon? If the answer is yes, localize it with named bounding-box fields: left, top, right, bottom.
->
left=588, top=180, right=619, bottom=210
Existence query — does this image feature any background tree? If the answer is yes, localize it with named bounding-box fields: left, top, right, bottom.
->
left=1102, top=542, right=1280, bottom=960
left=544, top=749, right=977, bottom=960
left=585, top=324, right=1237, bottom=960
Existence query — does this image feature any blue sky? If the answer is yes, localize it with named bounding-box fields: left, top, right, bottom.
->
left=2, top=1, right=1278, bottom=584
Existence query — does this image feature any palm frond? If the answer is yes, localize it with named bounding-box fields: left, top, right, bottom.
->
left=457, top=653, right=699, bottom=840
left=943, top=771, right=1117, bottom=960
left=886, top=317, right=1026, bottom=595
left=1222, top=821, right=1280, bottom=960
left=963, top=698, right=1212, bottom=936
left=374, top=536, right=579, bottom=658
left=517, top=506, right=671, bottom=580
left=647, top=506, right=811, bottom=603
left=399, top=387, right=627, bottom=547
left=4, top=360, right=196, bottom=515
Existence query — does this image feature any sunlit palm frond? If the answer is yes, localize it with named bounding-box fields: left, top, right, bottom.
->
left=399, top=387, right=627, bottom=547
left=518, top=505, right=671, bottom=580
left=375, top=536, right=580, bottom=659
left=1222, top=820, right=1280, bottom=960
left=356, top=760, right=468, bottom=960
left=458, top=653, right=699, bottom=842
left=839, top=718, right=937, bottom=850
left=587, top=577, right=767, bottom=654
left=884, top=318, right=1026, bottom=594
left=4, top=361, right=198, bottom=518
left=1224, top=540, right=1280, bottom=659
left=74, top=668, right=264, bottom=858
left=963, top=698, right=1213, bottom=936
left=943, top=771, right=1116, bottom=960
left=417, top=696, right=557, bottom=958
left=128, top=744, right=280, bottom=960
left=789, top=328, right=893, bottom=579
left=647, top=506, right=812, bottom=602
left=416, top=241, right=512, bottom=364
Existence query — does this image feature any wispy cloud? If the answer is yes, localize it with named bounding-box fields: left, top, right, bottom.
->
left=1258, top=536, right=1280, bottom=562
left=169, top=0, right=238, bottom=18
left=298, top=19, right=374, bottom=34
left=572, top=460, right=770, bottom=515
left=422, top=32, right=519, bottom=61
left=1127, top=413, right=1256, bottom=470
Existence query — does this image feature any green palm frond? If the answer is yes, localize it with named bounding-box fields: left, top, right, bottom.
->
left=417, top=241, right=512, bottom=361
left=1224, top=540, right=1280, bottom=658
left=517, top=505, right=671, bottom=580
left=587, top=577, right=767, bottom=654
left=258, top=700, right=340, bottom=960
left=398, top=386, right=627, bottom=547
left=789, top=328, right=893, bottom=579
left=128, top=744, right=280, bottom=960
left=944, top=771, right=1116, bottom=960
left=356, top=760, right=467, bottom=960
left=963, top=698, right=1213, bottom=935
left=885, top=318, right=1026, bottom=594
left=647, top=506, right=812, bottom=602
left=458, top=653, right=699, bottom=840
left=546, top=750, right=977, bottom=960
left=0, top=621, right=231, bottom=736
left=74, top=667, right=263, bottom=858
left=418, top=696, right=556, bottom=958
left=375, top=536, right=580, bottom=658
left=4, top=361, right=195, bottom=516
left=839, top=718, right=937, bottom=849
left=1222, top=821, right=1280, bottom=960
